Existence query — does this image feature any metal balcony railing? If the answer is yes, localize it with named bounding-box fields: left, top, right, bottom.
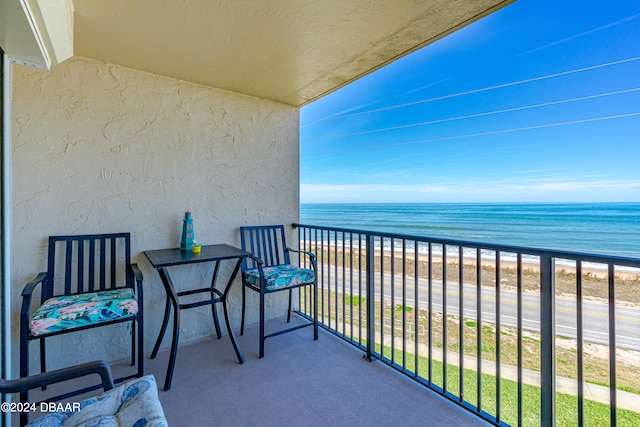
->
left=292, top=223, right=640, bottom=427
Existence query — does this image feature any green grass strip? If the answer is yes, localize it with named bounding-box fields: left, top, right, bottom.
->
left=376, top=344, right=640, bottom=426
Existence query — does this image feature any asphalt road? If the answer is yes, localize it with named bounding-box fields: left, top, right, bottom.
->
left=317, top=268, right=640, bottom=351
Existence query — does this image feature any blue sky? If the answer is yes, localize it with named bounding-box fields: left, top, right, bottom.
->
left=300, top=0, right=640, bottom=204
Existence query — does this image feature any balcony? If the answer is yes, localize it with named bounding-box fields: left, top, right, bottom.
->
left=291, top=223, right=640, bottom=427
left=17, top=223, right=640, bottom=426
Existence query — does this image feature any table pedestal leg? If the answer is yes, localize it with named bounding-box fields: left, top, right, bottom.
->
left=223, top=298, right=244, bottom=364
left=164, top=301, right=180, bottom=391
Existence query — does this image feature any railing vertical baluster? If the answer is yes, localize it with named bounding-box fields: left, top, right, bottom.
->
left=328, top=230, right=333, bottom=330
left=517, top=253, right=523, bottom=427
left=402, top=239, right=408, bottom=372
left=428, top=242, right=433, bottom=384
left=299, top=227, right=304, bottom=312
left=365, top=233, right=375, bottom=361
left=391, top=238, right=396, bottom=366
left=349, top=232, right=354, bottom=342
left=477, top=248, right=482, bottom=413
left=540, top=254, right=556, bottom=427
left=608, top=264, right=617, bottom=427
left=459, top=246, right=464, bottom=402
left=342, top=232, right=346, bottom=338
left=443, top=245, right=447, bottom=393
left=380, top=237, right=384, bottom=358
left=576, top=261, right=584, bottom=427
left=359, top=234, right=363, bottom=345
left=319, top=229, right=324, bottom=325
left=296, top=227, right=302, bottom=312
left=496, top=252, right=501, bottom=423
left=333, top=231, right=340, bottom=331
left=305, top=227, right=309, bottom=314
left=414, top=240, right=419, bottom=378
left=402, top=240, right=407, bottom=369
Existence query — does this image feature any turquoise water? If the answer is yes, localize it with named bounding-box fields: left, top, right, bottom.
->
left=299, top=203, right=640, bottom=259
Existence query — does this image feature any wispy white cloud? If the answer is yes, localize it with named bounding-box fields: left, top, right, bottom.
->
left=301, top=178, right=640, bottom=203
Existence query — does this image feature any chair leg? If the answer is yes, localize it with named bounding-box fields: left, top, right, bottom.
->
left=131, top=317, right=145, bottom=377
left=259, top=290, right=265, bottom=358
left=131, top=319, right=136, bottom=366
left=240, top=284, right=246, bottom=335
left=313, top=282, right=318, bottom=341
left=137, top=315, right=144, bottom=378
left=39, top=338, right=46, bottom=375
left=39, top=338, right=47, bottom=390
left=287, top=288, right=292, bottom=323
left=151, top=298, right=171, bottom=359
left=19, top=327, right=29, bottom=415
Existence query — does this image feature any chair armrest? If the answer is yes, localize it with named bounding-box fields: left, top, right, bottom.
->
left=129, top=263, right=144, bottom=283
left=129, top=263, right=144, bottom=292
left=286, top=248, right=317, bottom=270
left=21, top=273, right=47, bottom=298
left=248, top=255, right=264, bottom=266
left=129, top=263, right=143, bottom=314
left=0, top=360, right=114, bottom=394
left=20, top=273, right=47, bottom=332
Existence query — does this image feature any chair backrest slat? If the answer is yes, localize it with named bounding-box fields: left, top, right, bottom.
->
left=99, top=238, right=106, bottom=291
left=76, top=240, right=85, bottom=294
left=110, top=237, right=117, bottom=288
left=45, top=233, right=132, bottom=297
left=64, top=240, right=73, bottom=295
left=240, top=225, right=290, bottom=270
left=88, top=239, right=96, bottom=292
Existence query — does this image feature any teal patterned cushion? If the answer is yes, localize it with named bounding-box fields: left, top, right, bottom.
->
left=245, top=264, right=315, bottom=291
left=30, top=289, right=138, bottom=337
left=27, top=375, right=167, bottom=427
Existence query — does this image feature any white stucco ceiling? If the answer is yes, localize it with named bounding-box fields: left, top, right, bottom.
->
left=2, top=0, right=515, bottom=107
left=72, top=0, right=514, bottom=107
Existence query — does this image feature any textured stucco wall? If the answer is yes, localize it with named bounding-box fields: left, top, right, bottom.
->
left=10, top=56, right=300, bottom=371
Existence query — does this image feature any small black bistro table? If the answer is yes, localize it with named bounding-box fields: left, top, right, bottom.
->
left=144, top=244, right=252, bottom=391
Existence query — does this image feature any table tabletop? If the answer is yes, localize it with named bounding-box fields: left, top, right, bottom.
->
left=144, top=243, right=251, bottom=268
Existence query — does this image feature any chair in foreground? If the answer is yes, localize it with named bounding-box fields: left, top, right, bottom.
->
left=0, top=361, right=167, bottom=427
left=239, top=225, right=318, bottom=358
left=20, top=233, right=144, bottom=405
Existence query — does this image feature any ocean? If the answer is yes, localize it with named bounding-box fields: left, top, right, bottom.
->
left=299, top=202, right=640, bottom=260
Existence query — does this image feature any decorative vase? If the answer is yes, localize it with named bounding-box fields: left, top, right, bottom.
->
left=180, top=211, right=195, bottom=250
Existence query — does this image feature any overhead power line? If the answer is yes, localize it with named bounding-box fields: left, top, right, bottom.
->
left=301, top=56, right=640, bottom=127
left=302, top=112, right=640, bottom=157
left=302, top=87, right=640, bottom=143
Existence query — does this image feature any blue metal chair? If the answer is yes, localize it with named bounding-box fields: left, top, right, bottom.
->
left=1, top=360, right=114, bottom=426
left=239, top=225, right=318, bottom=357
left=19, top=233, right=144, bottom=404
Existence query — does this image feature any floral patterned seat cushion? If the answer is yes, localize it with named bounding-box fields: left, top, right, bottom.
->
left=30, top=289, right=138, bottom=337
left=27, top=375, right=167, bottom=427
left=244, top=264, right=315, bottom=291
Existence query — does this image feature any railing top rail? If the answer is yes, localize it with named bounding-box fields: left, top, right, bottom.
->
left=292, top=223, right=640, bottom=269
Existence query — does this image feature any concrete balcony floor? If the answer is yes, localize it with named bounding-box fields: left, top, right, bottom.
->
left=23, top=316, right=491, bottom=426
left=147, top=316, right=490, bottom=426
